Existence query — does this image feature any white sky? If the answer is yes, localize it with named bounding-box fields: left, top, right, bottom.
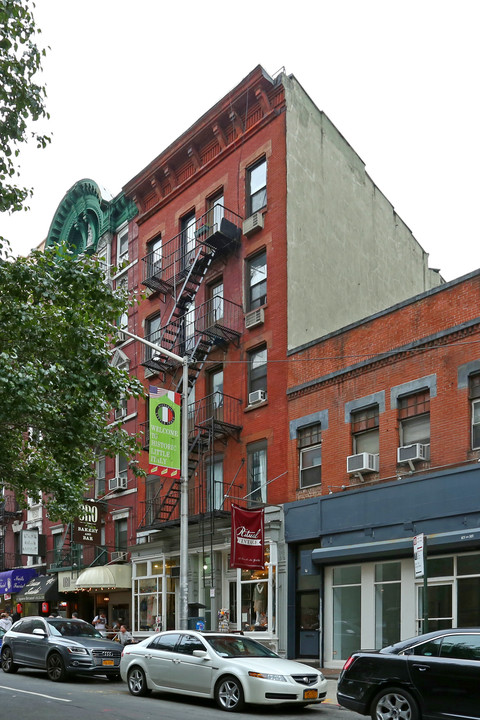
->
left=1, top=0, right=478, bottom=281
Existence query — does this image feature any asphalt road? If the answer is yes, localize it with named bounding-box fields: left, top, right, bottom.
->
left=0, top=670, right=363, bottom=720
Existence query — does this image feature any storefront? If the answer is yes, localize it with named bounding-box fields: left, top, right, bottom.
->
left=285, top=463, right=480, bottom=667
left=132, top=507, right=286, bottom=653
left=74, top=563, right=132, bottom=629
left=16, top=574, right=58, bottom=616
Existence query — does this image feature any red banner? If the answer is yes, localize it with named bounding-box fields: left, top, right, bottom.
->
left=230, top=504, right=265, bottom=569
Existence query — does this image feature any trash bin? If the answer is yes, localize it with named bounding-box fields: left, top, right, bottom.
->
left=187, top=602, right=206, bottom=631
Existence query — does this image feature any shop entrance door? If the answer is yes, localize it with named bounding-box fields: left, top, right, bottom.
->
left=296, top=590, right=320, bottom=658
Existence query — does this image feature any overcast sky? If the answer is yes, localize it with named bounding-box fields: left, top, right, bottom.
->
left=1, top=0, right=478, bottom=281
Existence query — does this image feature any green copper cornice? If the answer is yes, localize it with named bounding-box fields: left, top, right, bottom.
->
left=45, top=179, right=137, bottom=255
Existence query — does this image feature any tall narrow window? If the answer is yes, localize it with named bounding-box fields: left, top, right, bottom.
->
left=247, top=441, right=267, bottom=506
left=209, top=368, right=224, bottom=421
left=247, top=158, right=267, bottom=215
left=352, top=406, right=379, bottom=454
left=206, top=457, right=224, bottom=511
left=209, top=280, right=224, bottom=324
left=247, top=251, right=267, bottom=310
left=117, top=225, right=129, bottom=265
left=181, top=212, right=196, bottom=269
left=469, top=373, right=480, bottom=449
left=298, top=424, right=322, bottom=488
left=114, top=517, right=128, bottom=552
left=398, top=391, right=430, bottom=447
left=147, top=233, right=162, bottom=278
left=208, top=191, right=224, bottom=232
left=145, top=313, right=161, bottom=361
left=248, top=345, right=267, bottom=399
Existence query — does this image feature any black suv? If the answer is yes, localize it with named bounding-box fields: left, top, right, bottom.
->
left=1, top=616, right=121, bottom=682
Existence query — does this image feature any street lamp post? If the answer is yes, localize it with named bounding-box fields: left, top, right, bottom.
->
left=118, top=327, right=190, bottom=630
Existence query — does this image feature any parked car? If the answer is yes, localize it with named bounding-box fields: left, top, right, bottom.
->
left=120, top=630, right=327, bottom=712
left=1, top=616, right=122, bottom=682
left=0, top=628, right=5, bottom=649
left=337, top=627, right=480, bottom=720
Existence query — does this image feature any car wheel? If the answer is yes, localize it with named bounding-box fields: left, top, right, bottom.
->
left=46, top=652, right=67, bottom=682
left=1, top=647, right=18, bottom=674
left=371, top=687, right=419, bottom=720
left=127, top=666, right=150, bottom=696
left=215, top=675, right=245, bottom=712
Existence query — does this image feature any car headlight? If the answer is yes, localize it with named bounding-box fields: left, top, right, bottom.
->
left=248, top=671, right=287, bottom=682
left=66, top=646, right=89, bottom=655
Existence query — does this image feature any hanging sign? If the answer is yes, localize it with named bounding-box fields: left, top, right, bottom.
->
left=73, top=499, right=101, bottom=545
left=149, top=387, right=181, bottom=478
left=230, top=504, right=265, bottom=570
left=413, top=533, right=426, bottom=578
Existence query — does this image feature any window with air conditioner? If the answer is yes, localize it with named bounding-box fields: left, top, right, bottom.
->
left=469, top=373, right=480, bottom=450
left=116, top=454, right=128, bottom=486
left=248, top=345, right=267, bottom=403
left=398, top=390, right=430, bottom=460
left=298, top=424, right=322, bottom=489
left=247, top=440, right=267, bottom=507
left=247, top=250, right=267, bottom=311
left=246, top=157, right=267, bottom=215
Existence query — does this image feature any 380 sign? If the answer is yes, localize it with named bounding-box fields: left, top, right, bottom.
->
left=72, top=499, right=101, bottom=545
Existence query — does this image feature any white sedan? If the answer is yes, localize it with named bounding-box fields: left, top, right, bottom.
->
left=120, top=630, right=327, bottom=712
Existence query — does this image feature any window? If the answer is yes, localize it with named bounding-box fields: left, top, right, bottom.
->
left=116, top=454, right=128, bottom=483
left=181, top=212, right=196, bottom=269
left=96, top=457, right=106, bottom=497
left=206, top=457, right=223, bottom=511
left=298, top=424, right=322, bottom=488
left=209, top=280, right=224, bottom=324
left=398, top=390, right=430, bottom=446
left=146, top=234, right=162, bottom=277
left=114, top=517, right=128, bottom=551
left=207, top=191, right=224, bottom=232
left=352, top=406, right=379, bottom=454
left=247, top=440, right=267, bottom=506
left=145, top=313, right=161, bottom=361
left=469, top=373, right=480, bottom=449
left=248, top=345, right=267, bottom=397
left=117, top=225, right=129, bottom=265
left=375, top=562, right=401, bottom=647
left=332, top=565, right=361, bottom=661
left=247, top=251, right=267, bottom=310
left=247, top=157, right=267, bottom=215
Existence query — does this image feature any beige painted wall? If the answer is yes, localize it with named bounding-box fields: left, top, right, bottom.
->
left=283, top=74, right=442, bottom=351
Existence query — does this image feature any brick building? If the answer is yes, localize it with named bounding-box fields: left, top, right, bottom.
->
left=285, top=270, right=480, bottom=666
left=1, top=66, right=452, bottom=657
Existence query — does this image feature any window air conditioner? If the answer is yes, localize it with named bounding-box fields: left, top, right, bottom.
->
left=397, top=443, right=429, bottom=463
left=111, top=551, right=127, bottom=562
left=242, top=212, right=264, bottom=237
left=245, top=307, right=265, bottom=329
left=108, top=476, right=128, bottom=491
left=346, top=452, right=379, bottom=474
left=249, top=389, right=266, bottom=405
left=114, top=403, right=127, bottom=420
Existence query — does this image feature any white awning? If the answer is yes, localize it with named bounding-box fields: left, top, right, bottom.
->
left=75, top=564, right=131, bottom=590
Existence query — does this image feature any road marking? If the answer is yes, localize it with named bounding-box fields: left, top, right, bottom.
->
left=0, top=685, right=71, bottom=702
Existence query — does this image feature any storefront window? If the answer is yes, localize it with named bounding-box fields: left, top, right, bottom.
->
left=333, top=565, right=361, bottom=660
left=231, top=544, right=276, bottom=634
left=375, top=562, right=401, bottom=647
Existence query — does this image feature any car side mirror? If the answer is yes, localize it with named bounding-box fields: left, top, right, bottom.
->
left=192, top=650, right=208, bottom=659
left=32, top=628, right=47, bottom=636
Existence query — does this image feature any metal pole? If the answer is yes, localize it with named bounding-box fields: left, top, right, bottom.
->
left=179, top=358, right=189, bottom=630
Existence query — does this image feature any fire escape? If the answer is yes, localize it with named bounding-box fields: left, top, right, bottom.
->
left=139, top=207, right=244, bottom=531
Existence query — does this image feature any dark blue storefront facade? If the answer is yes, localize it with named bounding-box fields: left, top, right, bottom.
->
left=285, top=463, right=480, bottom=665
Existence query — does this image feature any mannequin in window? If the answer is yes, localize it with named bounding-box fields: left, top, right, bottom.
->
left=253, top=582, right=266, bottom=626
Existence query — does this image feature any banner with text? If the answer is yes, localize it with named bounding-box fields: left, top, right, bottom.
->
left=149, top=387, right=181, bottom=478
left=230, top=504, right=265, bottom=570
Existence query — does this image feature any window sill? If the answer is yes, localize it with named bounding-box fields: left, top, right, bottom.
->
left=244, top=399, right=268, bottom=412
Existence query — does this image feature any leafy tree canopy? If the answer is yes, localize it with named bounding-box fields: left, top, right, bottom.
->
left=0, top=243, right=144, bottom=521
left=0, top=0, right=50, bottom=214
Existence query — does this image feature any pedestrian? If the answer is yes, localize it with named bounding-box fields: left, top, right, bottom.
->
left=92, top=609, right=108, bottom=636
left=72, top=611, right=79, bottom=619
left=0, top=612, right=12, bottom=631
left=116, top=624, right=133, bottom=645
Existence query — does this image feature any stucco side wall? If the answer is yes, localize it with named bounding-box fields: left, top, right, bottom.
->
left=283, top=75, right=442, bottom=350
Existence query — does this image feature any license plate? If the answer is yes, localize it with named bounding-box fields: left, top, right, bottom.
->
left=102, top=660, right=115, bottom=666
left=303, top=689, right=318, bottom=700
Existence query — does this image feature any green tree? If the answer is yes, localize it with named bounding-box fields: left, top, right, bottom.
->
left=0, top=0, right=50, bottom=214
left=0, top=243, right=144, bottom=521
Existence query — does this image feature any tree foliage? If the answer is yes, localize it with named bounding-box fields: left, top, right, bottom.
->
left=0, top=0, right=50, bottom=214
left=0, top=244, right=144, bottom=521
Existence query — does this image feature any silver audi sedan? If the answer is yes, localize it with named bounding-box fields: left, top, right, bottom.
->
left=120, top=630, right=327, bottom=712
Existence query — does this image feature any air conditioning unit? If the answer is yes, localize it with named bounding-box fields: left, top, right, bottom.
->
left=397, top=443, right=429, bottom=464
left=109, top=475, right=128, bottom=491
left=242, top=212, right=264, bottom=237
left=245, top=307, right=265, bottom=329
left=111, top=551, right=127, bottom=562
left=114, top=402, right=127, bottom=420
left=347, top=452, right=379, bottom=474
left=249, top=389, right=266, bottom=405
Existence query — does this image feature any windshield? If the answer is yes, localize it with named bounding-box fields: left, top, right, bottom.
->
left=206, top=636, right=279, bottom=658
left=47, top=619, right=103, bottom=638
